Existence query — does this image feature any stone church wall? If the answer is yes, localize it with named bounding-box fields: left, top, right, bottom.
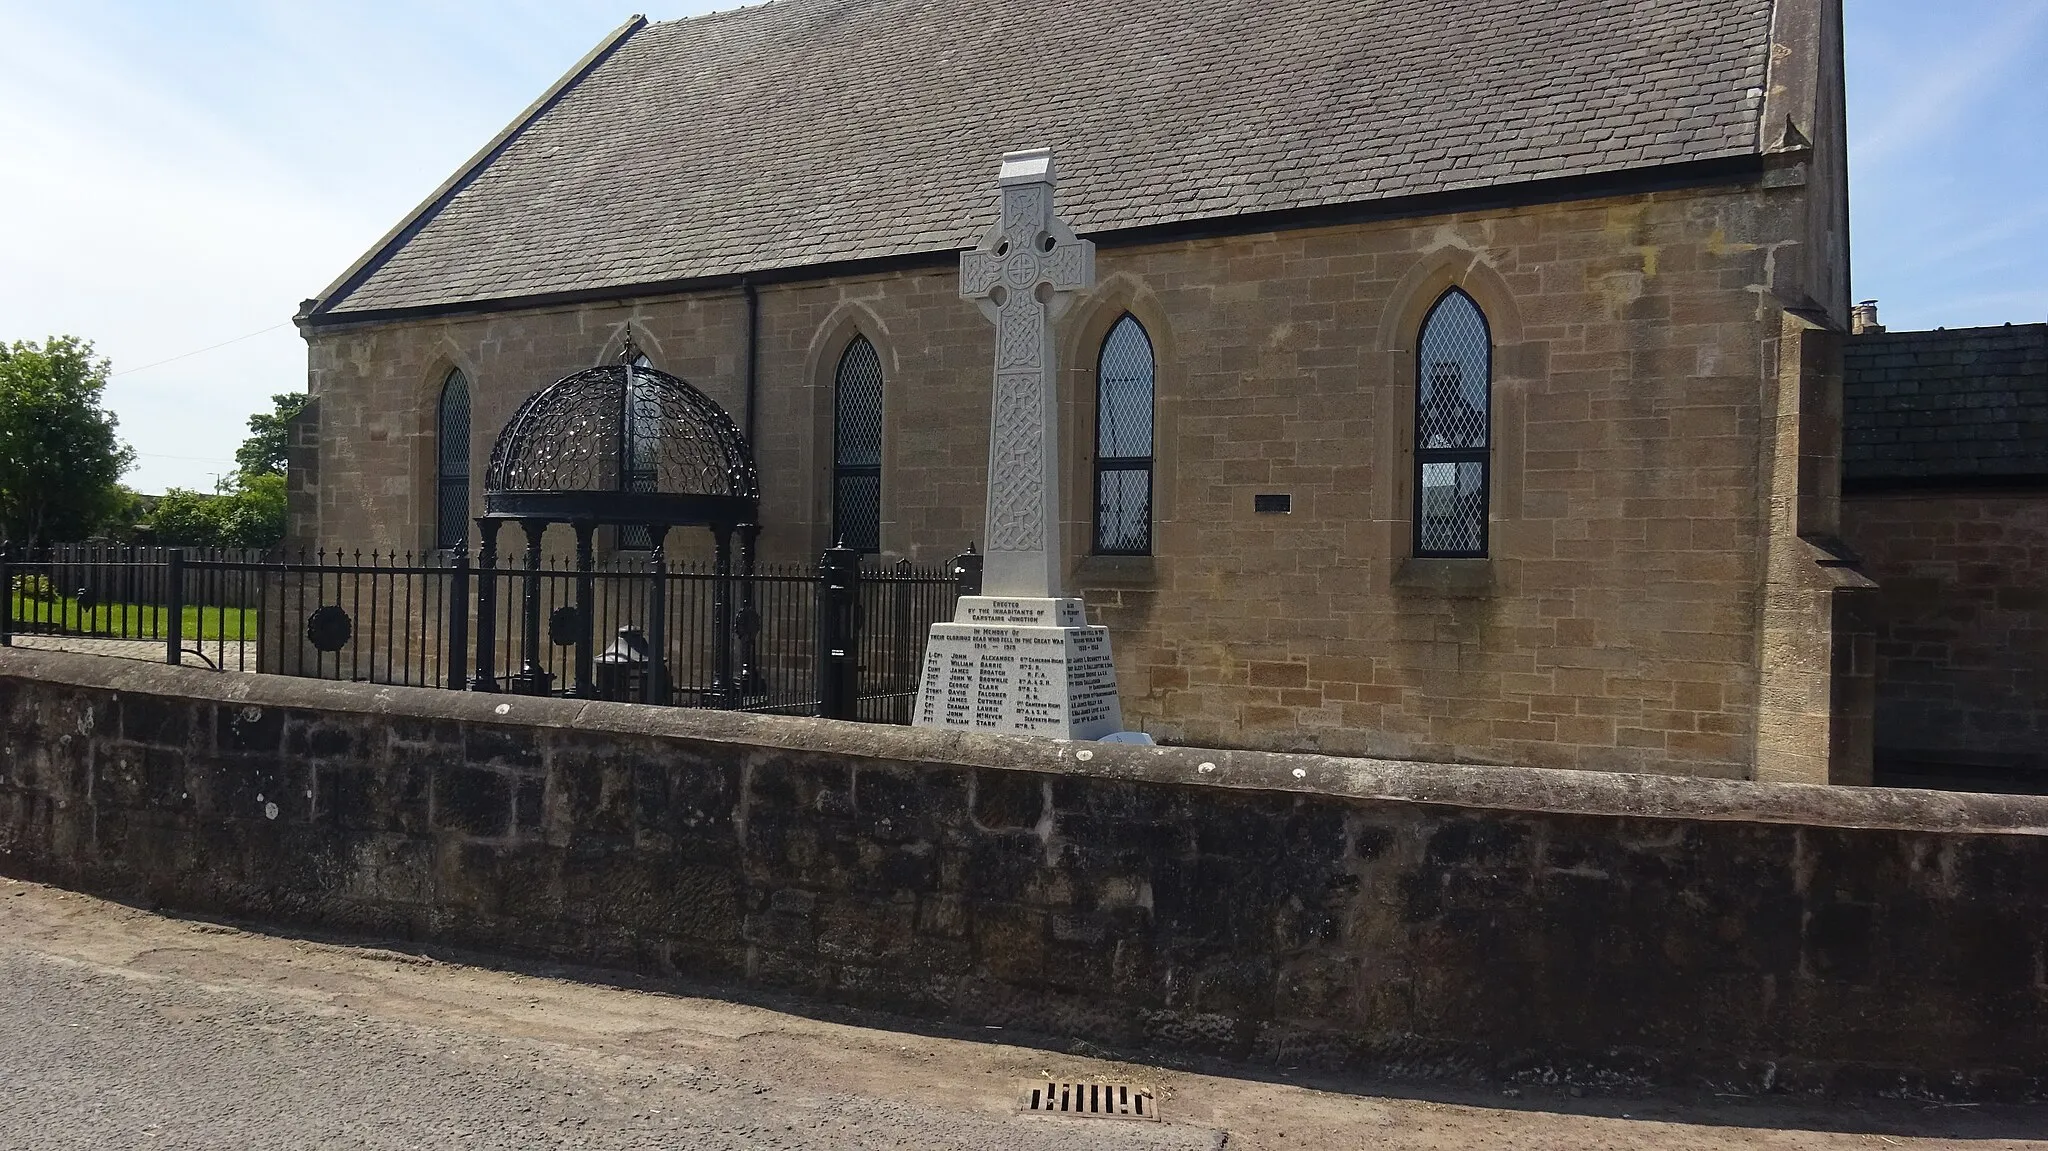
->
left=304, top=180, right=1841, bottom=779
left=1843, top=491, right=2048, bottom=783
left=3, top=651, right=2043, bottom=1098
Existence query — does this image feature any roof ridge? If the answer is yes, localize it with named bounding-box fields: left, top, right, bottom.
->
left=643, top=0, right=809, bottom=29
left=1849, top=322, right=2048, bottom=340
left=310, top=0, right=1785, bottom=320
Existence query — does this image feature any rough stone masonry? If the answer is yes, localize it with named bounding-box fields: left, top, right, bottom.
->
left=2, top=648, right=2045, bottom=1098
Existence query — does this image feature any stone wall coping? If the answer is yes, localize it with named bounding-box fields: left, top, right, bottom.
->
left=8, top=648, right=2046, bottom=836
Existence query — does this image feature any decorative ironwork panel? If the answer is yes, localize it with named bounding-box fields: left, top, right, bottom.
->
left=1413, top=290, right=1491, bottom=558
left=1094, top=314, right=1154, bottom=555
left=436, top=370, right=470, bottom=550
left=305, top=604, right=353, bottom=653
left=485, top=361, right=758, bottom=501
left=547, top=604, right=581, bottom=646
left=834, top=336, right=884, bottom=553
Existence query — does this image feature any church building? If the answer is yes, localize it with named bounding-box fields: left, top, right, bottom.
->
left=294, top=0, right=1867, bottom=783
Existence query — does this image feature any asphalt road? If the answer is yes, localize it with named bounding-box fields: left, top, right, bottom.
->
left=0, top=939, right=1209, bottom=1150
left=2, top=879, right=2041, bottom=1150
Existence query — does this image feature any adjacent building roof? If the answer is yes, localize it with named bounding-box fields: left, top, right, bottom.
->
left=313, top=0, right=1780, bottom=320
left=1843, top=324, right=2048, bottom=488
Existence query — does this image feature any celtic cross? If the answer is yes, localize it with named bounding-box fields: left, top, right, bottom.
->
left=958, top=148, right=1096, bottom=598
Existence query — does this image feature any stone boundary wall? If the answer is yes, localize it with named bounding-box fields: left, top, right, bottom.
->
left=2, top=648, right=2044, bottom=1098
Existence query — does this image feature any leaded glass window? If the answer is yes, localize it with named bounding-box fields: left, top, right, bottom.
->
left=833, top=336, right=883, bottom=554
left=1413, top=289, right=1491, bottom=557
left=435, top=369, right=470, bottom=550
left=1094, top=314, right=1154, bottom=555
left=620, top=352, right=657, bottom=550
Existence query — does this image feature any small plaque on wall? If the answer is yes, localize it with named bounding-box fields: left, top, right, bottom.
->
left=1254, top=493, right=1292, bottom=514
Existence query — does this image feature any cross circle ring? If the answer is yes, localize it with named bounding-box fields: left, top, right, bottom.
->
left=1002, top=251, right=1039, bottom=288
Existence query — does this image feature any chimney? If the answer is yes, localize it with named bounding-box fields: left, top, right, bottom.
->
left=1851, top=300, right=1884, bottom=335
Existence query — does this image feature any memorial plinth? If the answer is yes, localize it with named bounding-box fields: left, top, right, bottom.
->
left=913, top=598, right=1122, bottom=739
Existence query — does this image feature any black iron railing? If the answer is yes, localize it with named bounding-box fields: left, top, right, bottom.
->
left=0, top=540, right=977, bottom=723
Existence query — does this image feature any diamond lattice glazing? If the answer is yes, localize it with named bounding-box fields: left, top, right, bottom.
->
left=1417, top=292, right=1489, bottom=450
left=834, top=337, right=885, bottom=553
left=1413, top=290, right=1490, bottom=557
left=436, top=369, right=471, bottom=550
left=1094, top=315, right=1155, bottom=554
left=1418, top=461, right=1486, bottom=555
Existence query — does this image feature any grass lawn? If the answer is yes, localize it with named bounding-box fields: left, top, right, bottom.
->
left=8, top=594, right=258, bottom=642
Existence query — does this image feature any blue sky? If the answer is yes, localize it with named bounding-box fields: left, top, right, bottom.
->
left=1847, top=0, right=2048, bottom=325
left=2, top=0, right=2044, bottom=494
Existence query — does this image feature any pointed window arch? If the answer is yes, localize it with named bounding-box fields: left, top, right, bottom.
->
left=1094, top=314, right=1155, bottom=555
left=435, top=369, right=470, bottom=550
left=618, top=351, right=659, bottom=550
left=833, top=336, right=884, bottom=554
left=1413, top=288, right=1491, bottom=557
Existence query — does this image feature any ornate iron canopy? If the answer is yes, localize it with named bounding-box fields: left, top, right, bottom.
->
left=482, top=338, right=760, bottom=528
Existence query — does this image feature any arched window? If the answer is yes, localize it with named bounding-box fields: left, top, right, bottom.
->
left=435, top=369, right=470, bottom=550
left=833, top=336, right=884, bottom=554
left=620, top=352, right=657, bottom=550
left=1094, top=314, right=1155, bottom=555
left=1413, top=289, right=1491, bottom=557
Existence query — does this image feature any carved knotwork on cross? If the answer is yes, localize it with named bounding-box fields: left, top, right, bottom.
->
left=958, top=149, right=1095, bottom=598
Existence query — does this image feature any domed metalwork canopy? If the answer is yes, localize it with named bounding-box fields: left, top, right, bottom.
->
left=482, top=339, right=759, bottom=529
left=470, top=335, right=764, bottom=704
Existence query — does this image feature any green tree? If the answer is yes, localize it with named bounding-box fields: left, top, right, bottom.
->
left=145, top=388, right=304, bottom=551
left=216, top=472, right=287, bottom=547
left=0, top=337, right=134, bottom=544
left=97, top=485, right=157, bottom=541
left=234, top=391, right=311, bottom=478
left=145, top=487, right=229, bottom=548
left=145, top=474, right=288, bottom=550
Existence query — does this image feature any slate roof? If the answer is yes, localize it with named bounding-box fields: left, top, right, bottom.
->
left=316, top=0, right=1778, bottom=318
left=1843, top=324, right=2048, bottom=486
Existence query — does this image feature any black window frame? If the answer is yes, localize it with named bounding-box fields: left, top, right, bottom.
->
left=1092, top=313, right=1155, bottom=556
left=435, top=368, right=470, bottom=551
left=832, top=335, right=884, bottom=555
left=1411, top=288, right=1492, bottom=559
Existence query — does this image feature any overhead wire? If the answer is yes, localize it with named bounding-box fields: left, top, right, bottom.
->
left=109, top=321, right=293, bottom=377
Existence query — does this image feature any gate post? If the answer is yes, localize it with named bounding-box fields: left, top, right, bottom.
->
left=569, top=522, right=596, bottom=698
left=816, top=542, right=861, bottom=720
left=165, top=547, right=186, bottom=666
left=0, top=541, right=12, bottom=648
left=646, top=543, right=669, bottom=706
left=469, top=519, right=499, bottom=691
left=736, top=522, right=762, bottom=698
left=0, top=542, right=12, bottom=648
left=515, top=519, right=552, bottom=696
left=711, top=524, right=736, bottom=709
left=447, top=542, right=470, bottom=689
left=952, top=542, right=983, bottom=598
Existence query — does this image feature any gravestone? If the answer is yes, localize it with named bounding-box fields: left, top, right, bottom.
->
left=913, top=149, right=1124, bottom=739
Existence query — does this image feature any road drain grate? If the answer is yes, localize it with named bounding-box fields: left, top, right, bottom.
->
left=1020, top=1081, right=1159, bottom=1121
